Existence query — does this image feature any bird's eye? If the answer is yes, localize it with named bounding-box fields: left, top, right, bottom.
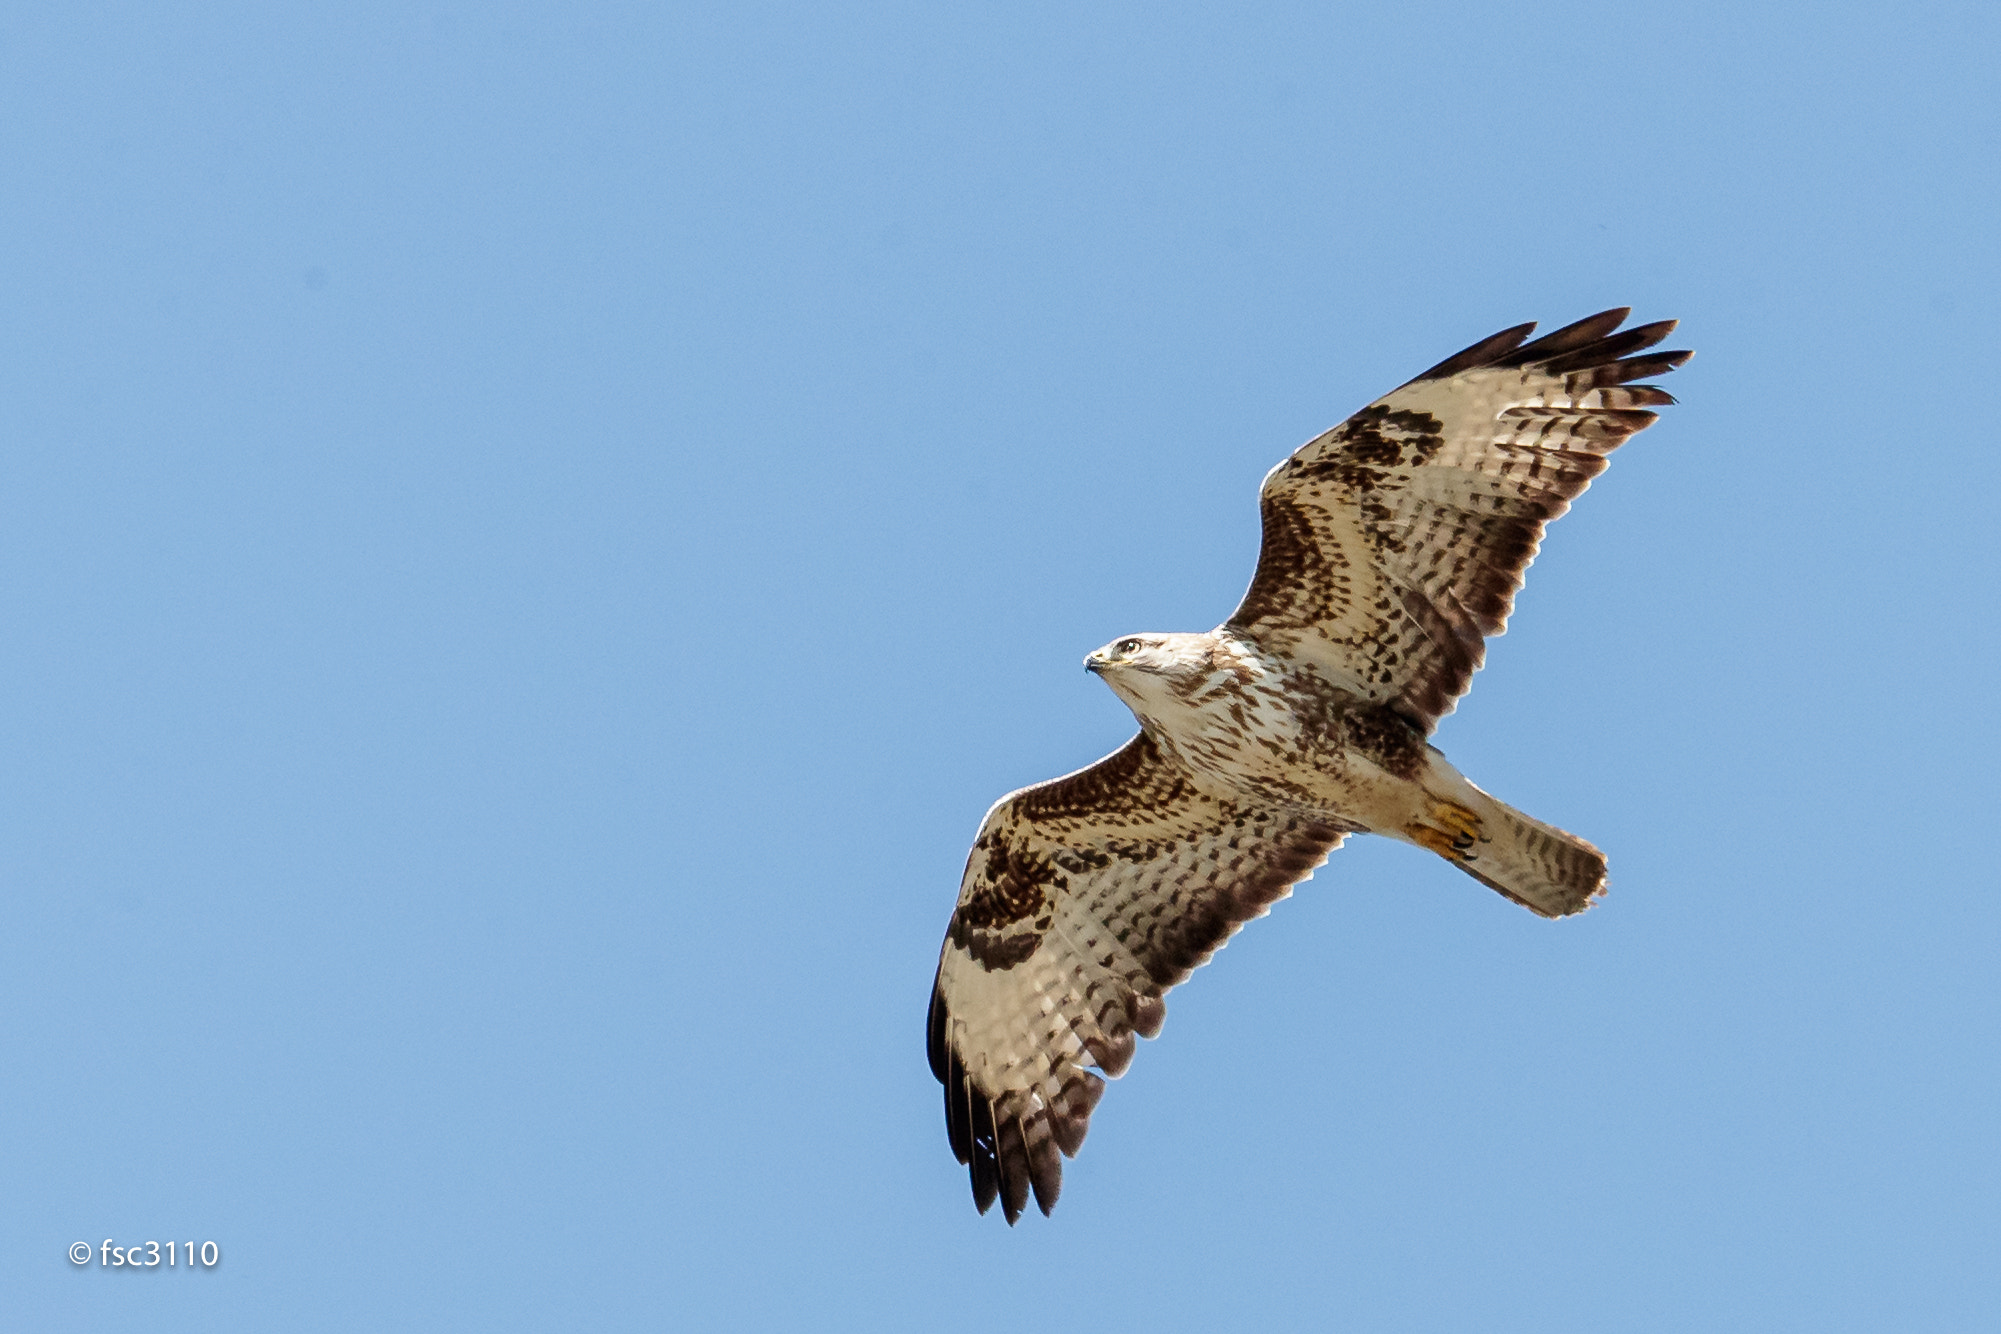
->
left=1116, top=638, right=1141, bottom=656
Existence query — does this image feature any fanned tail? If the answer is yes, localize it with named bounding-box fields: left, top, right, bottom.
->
left=1452, top=787, right=1606, bottom=918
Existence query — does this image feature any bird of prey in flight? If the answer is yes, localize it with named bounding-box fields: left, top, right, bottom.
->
left=927, top=309, right=1689, bottom=1222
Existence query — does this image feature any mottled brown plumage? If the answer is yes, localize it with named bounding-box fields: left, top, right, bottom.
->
left=929, top=311, right=1689, bottom=1222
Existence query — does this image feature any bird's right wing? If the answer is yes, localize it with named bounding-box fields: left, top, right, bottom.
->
left=928, top=732, right=1349, bottom=1223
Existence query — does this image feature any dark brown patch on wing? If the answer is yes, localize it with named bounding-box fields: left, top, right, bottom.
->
left=957, top=839, right=1056, bottom=931
left=1231, top=496, right=1346, bottom=631
left=945, top=911, right=1043, bottom=971
left=1289, top=405, right=1445, bottom=489
left=947, top=836, right=1060, bottom=971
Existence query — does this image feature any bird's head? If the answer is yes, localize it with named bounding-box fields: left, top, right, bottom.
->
left=1084, top=633, right=1222, bottom=717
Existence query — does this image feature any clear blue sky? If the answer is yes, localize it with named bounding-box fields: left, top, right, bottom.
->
left=4, top=3, right=1996, bottom=1330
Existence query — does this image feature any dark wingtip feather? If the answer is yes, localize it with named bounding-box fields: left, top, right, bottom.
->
left=940, top=1020, right=1101, bottom=1220
left=968, top=1093, right=1000, bottom=1215
left=1048, top=1073, right=1102, bottom=1157
left=1414, top=311, right=1691, bottom=387
left=1025, top=1118, right=1063, bottom=1216
left=996, top=1116, right=1031, bottom=1224
left=1411, top=321, right=1537, bottom=382
left=1495, top=308, right=1630, bottom=366
left=1537, top=320, right=1677, bottom=373
left=944, top=1051, right=972, bottom=1164
left=926, top=980, right=950, bottom=1085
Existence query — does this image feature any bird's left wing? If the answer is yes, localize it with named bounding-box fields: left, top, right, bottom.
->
left=1226, top=309, right=1690, bottom=732
left=928, top=732, right=1348, bottom=1223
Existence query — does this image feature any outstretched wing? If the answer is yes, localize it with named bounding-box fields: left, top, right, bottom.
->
left=1226, top=309, right=1690, bottom=732
left=928, top=733, right=1347, bottom=1223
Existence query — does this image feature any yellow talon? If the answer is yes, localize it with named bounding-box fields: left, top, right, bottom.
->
left=1432, top=801, right=1483, bottom=849
left=1405, top=823, right=1466, bottom=859
left=1405, top=802, right=1484, bottom=861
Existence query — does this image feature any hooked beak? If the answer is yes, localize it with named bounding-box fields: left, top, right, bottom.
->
left=1084, top=650, right=1107, bottom=674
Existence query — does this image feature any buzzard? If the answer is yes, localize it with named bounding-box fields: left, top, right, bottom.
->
left=927, top=309, right=1689, bottom=1223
